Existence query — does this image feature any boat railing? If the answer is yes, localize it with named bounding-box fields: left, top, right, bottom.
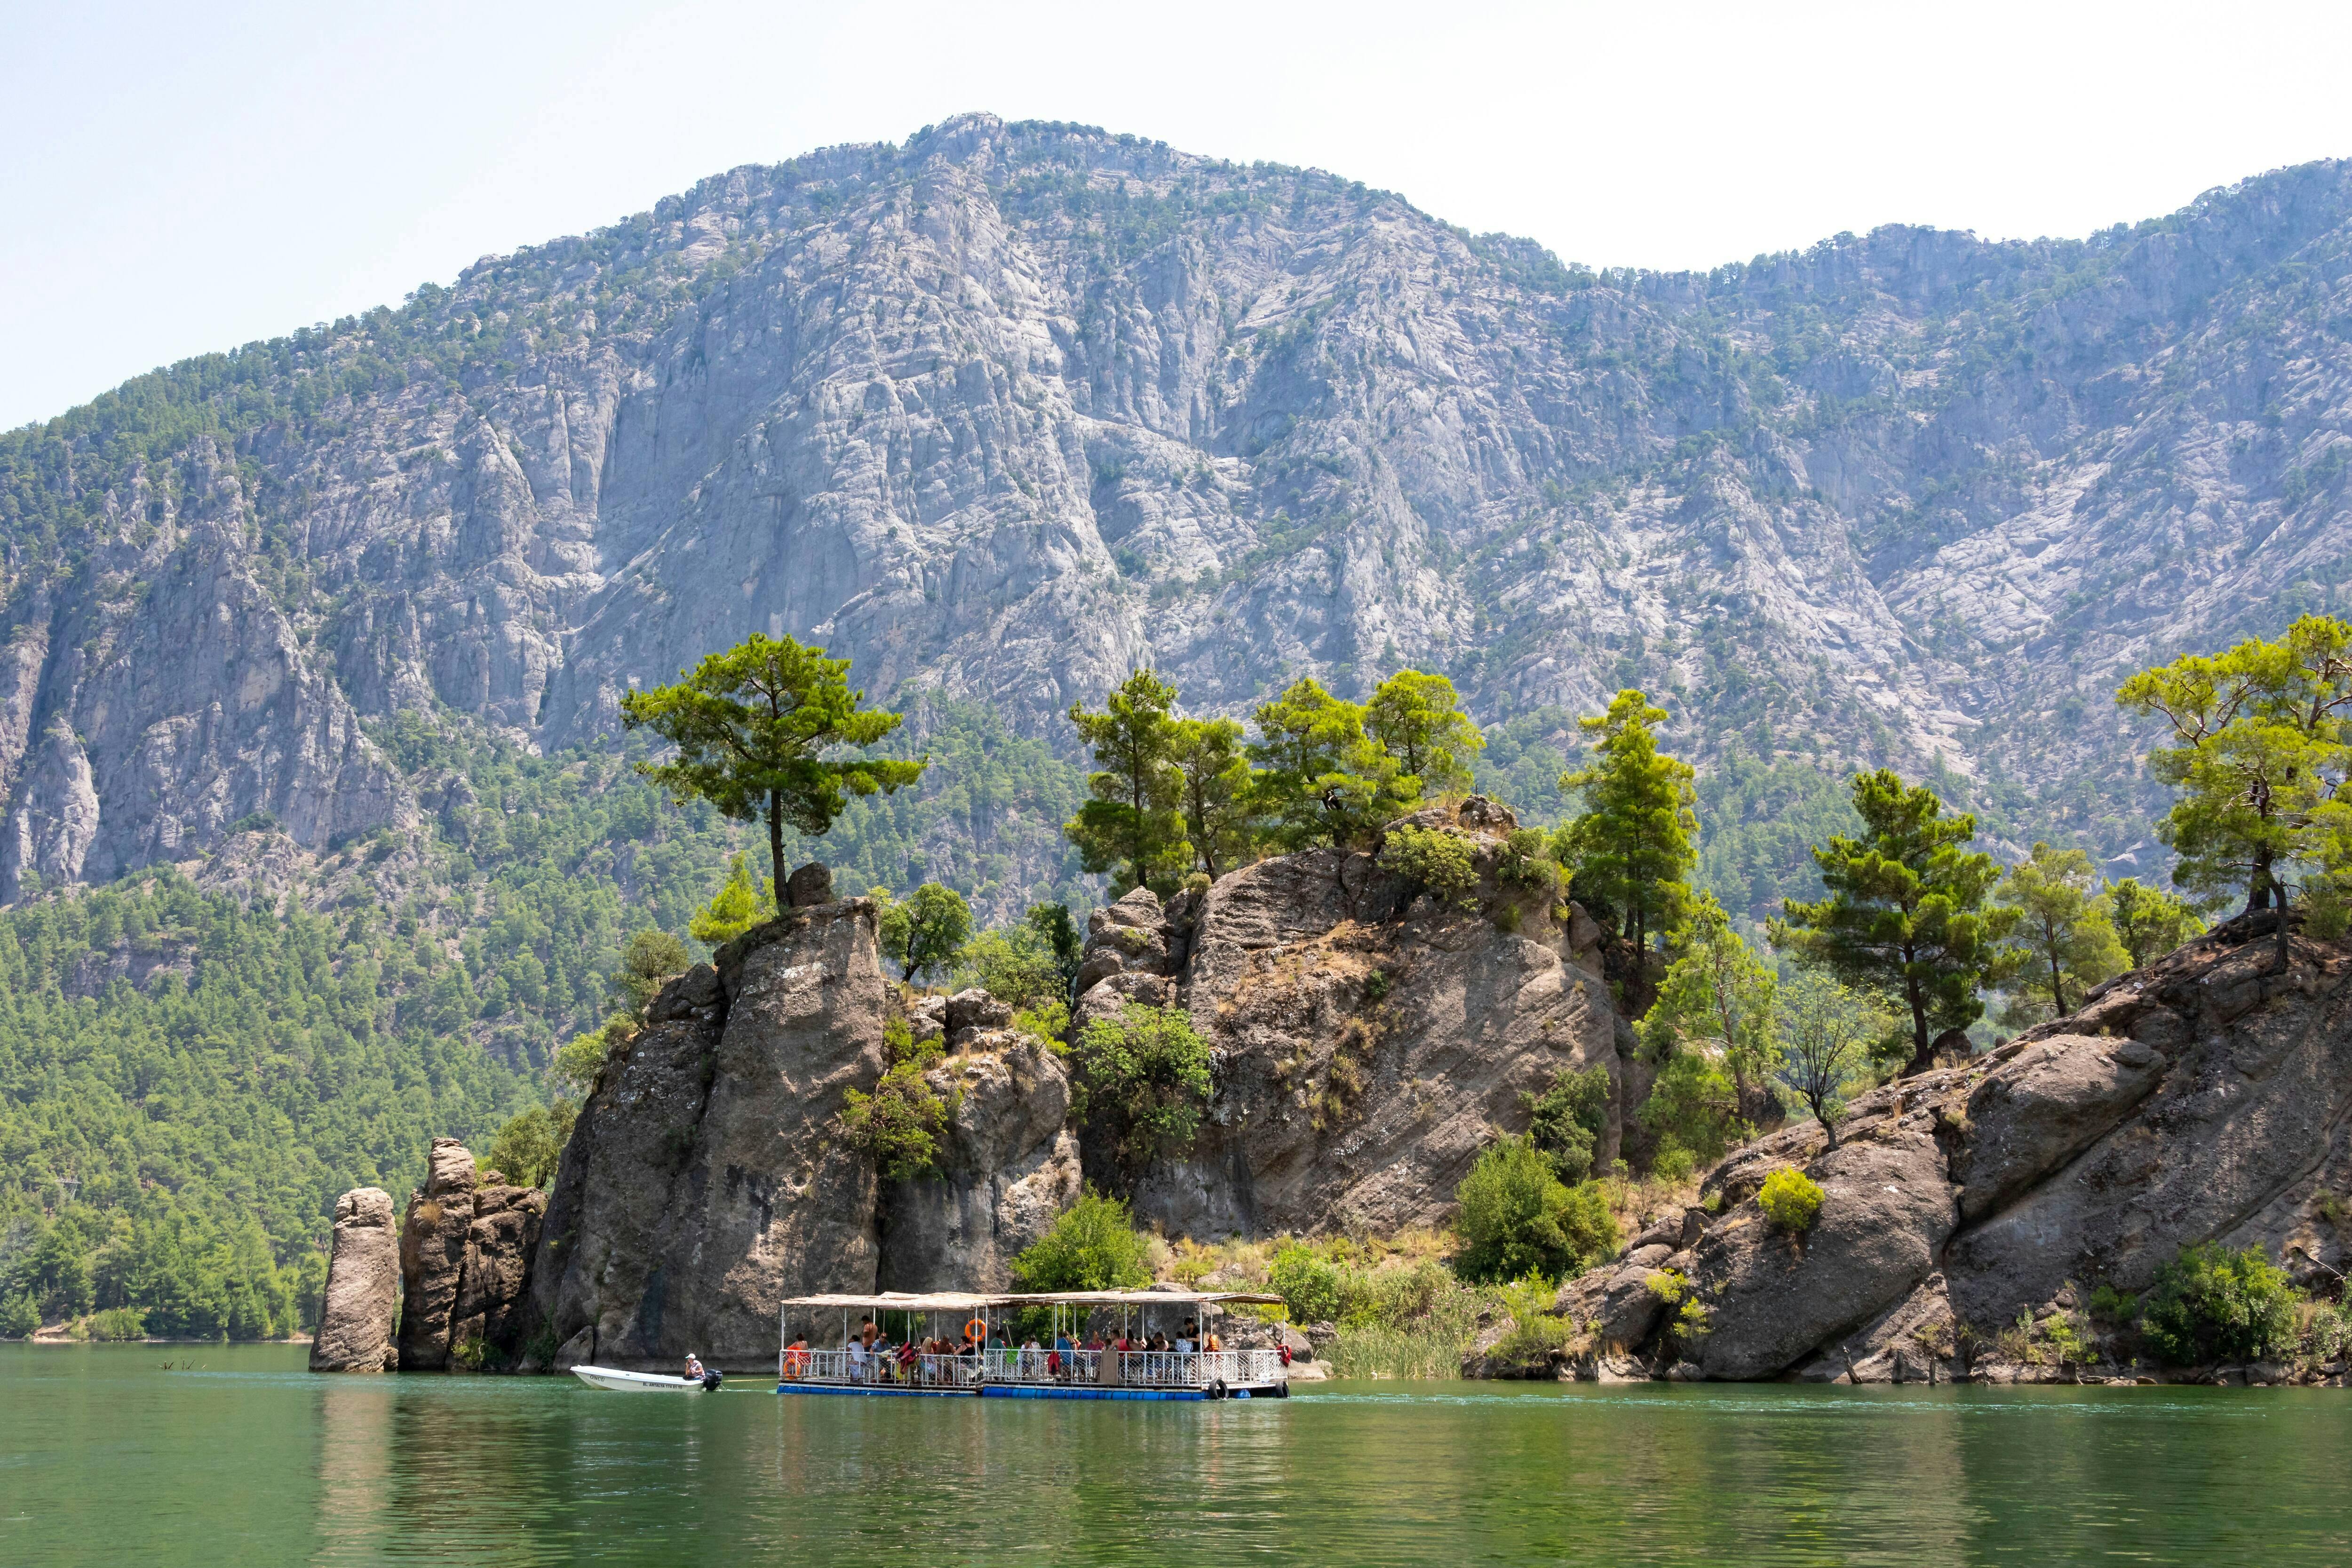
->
left=777, top=1345, right=1287, bottom=1390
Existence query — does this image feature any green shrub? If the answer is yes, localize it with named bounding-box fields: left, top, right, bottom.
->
left=1522, top=1065, right=1612, bottom=1184
left=1496, top=828, right=1562, bottom=891
left=2139, top=1242, right=2299, bottom=1365
left=1757, top=1168, right=1824, bottom=1232
left=2, top=1291, right=39, bottom=1338
left=1011, top=1000, right=1070, bottom=1050
left=840, top=1059, right=950, bottom=1180
left=1454, top=1138, right=1620, bottom=1284
left=1380, top=825, right=1479, bottom=910
left=87, top=1306, right=146, bottom=1341
left=1638, top=1050, right=1744, bottom=1168
left=485, top=1103, right=574, bottom=1189
left=878, top=882, right=974, bottom=985
left=1009, top=1190, right=1152, bottom=1292
left=953, top=925, right=1066, bottom=1010
left=2085, top=1283, right=2139, bottom=1323
left=608, top=930, right=691, bottom=1014
left=1270, top=1242, right=1344, bottom=1324
left=1068, top=1003, right=1213, bottom=1165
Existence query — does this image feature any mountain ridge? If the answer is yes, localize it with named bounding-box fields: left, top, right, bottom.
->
left=3, top=113, right=2351, bottom=915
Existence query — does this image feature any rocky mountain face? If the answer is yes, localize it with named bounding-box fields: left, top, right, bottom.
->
left=494, top=800, right=1622, bottom=1366
left=9, top=115, right=2352, bottom=909
left=1539, top=911, right=2352, bottom=1383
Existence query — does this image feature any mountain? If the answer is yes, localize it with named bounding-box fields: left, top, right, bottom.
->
left=8, top=113, right=2352, bottom=918
left=6, top=113, right=2352, bottom=1330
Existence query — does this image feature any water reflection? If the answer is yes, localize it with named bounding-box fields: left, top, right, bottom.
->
left=8, top=1350, right=2352, bottom=1567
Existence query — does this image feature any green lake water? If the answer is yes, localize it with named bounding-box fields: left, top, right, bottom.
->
left=3, top=1344, right=2344, bottom=1565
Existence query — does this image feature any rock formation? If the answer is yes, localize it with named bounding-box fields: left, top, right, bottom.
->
left=1546, top=911, right=2352, bottom=1382
left=309, top=1187, right=399, bottom=1372
left=395, top=1138, right=544, bottom=1369
left=529, top=897, right=893, bottom=1367
left=1094, top=799, right=1626, bottom=1238
left=515, top=823, right=1628, bottom=1367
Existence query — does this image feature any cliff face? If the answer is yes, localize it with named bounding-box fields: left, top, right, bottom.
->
left=14, top=116, right=2352, bottom=907
left=1553, top=912, right=2352, bottom=1382
left=1103, top=799, right=1626, bottom=1236
left=529, top=899, right=890, bottom=1366
left=394, top=1138, right=544, bottom=1370
left=516, top=814, right=1627, bottom=1366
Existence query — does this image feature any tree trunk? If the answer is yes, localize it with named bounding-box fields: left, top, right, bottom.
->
left=2046, top=940, right=2070, bottom=1018
left=767, top=790, right=786, bottom=914
left=1904, top=967, right=1932, bottom=1076
left=2245, top=854, right=2274, bottom=914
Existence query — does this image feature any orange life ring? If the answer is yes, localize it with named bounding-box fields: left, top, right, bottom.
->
left=965, top=1318, right=988, bottom=1343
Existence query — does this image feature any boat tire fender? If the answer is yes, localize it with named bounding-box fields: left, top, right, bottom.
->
left=1209, top=1379, right=1226, bottom=1400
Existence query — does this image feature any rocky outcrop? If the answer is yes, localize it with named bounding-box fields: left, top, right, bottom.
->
left=527, top=898, right=891, bottom=1366
left=310, top=1187, right=399, bottom=1372
left=1548, top=912, right=2352, bottom=1381
left=878, top=1034, right=1083, bottom=1292
left=1076, top=799, right=1622, bottom=1237
left=394, top=1139, right=543, bottom=1370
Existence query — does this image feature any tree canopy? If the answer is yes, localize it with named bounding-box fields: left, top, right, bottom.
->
left=1994, top=842, right=2128, bottom=1023
left=1555, top=689, right=1696, bottom=955
left=1064, top=669, right=1189, bottom=894
left=2117, top=614, right=2352, bottom=916
left=622, top=633, right=926, bottom=904
left=1771, top=769, right=2016, bottom=1074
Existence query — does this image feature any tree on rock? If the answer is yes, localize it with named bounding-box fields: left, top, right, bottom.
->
left=1771, top=770, right=2016, bottom=1075
left=2117, top=614, right=2352, bottom=929
left=2106, top=878, right=2204, bottom=969
left=1169, top=715, right=1257, bottom=880
left=1248, top=676, right=1417, bottom=850
left=622, top=633, right=925, bottom=905
left=1773, top=971, right=1889, bottom=1148
left=1065, top=669, right=1189, bottom=894
left=1640, top=891, right=1780, bottom=1123
left=878, top=882, right=973, bottom=986
left=1365, top=669, right=1485, bottom=797
left=1993, top=842, right=2128, bottom=1023
left=1555, top=689, right=1695, bottom=957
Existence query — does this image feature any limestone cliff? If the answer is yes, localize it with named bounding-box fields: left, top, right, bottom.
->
left=1548, top=911, right=2352, bottom=1383
left=516, top=818, right=1630, bottom=1367
left=309, top=1187, right=399, bottom=1372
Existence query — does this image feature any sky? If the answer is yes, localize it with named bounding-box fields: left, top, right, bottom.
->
left=3, top=0, right=2350, bottom=430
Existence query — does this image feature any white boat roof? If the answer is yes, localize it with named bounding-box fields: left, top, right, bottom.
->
left=776, top=1289, right=1282, bottom=1311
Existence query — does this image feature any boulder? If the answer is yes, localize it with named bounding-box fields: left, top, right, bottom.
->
left=1132, top=804, right=1618, bottom=1237
left=786, top=861, right=833, bottom=907
left=527, top=899, right=891, bottom=1365
left=944, top=987, right=1014, bottom=1046
left=1947, top=1034, right=2167, bottom=1222
left=310, top=1188, right=399, bottom=1372
left=1687, top=1130, right=1959, bottom=1381
left=397, top=1141, right=542, bottom=1369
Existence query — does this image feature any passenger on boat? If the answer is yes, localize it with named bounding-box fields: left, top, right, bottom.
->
left=684, top=1353, right=705, bottom=1382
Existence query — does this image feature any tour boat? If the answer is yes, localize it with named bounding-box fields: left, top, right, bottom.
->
left=572, top=1364, right=722, bottom=1393
left=772, top=1289, right=1292, bottom=1402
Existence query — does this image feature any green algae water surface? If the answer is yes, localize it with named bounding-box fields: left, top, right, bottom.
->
left=4, top=1344, right=2345, bottom=1565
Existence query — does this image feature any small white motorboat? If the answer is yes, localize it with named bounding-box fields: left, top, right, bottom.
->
left=572, top=1364, right=722, bottom=1393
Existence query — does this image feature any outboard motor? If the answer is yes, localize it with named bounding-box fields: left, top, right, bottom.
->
left=702, top=1369, right=723, bottom=1392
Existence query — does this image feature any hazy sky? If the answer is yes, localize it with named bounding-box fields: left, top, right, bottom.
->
left=4, top=0, right=2349, bottom=430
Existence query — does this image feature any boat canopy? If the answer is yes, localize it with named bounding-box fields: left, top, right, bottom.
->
left=775, top=1289, right=1282, bottom=1311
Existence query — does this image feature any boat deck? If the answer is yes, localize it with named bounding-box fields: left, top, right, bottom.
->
left=775, top=1348, right=1289, bottom=1401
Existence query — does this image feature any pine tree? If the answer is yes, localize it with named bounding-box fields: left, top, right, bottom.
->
left=2106, top=878, right=2204, bottom=969
left=1993, top=842, right=2128, bottom=1021
left=1247, top=677, right=1417, bottom=850
left=1365, top=669, right=1485, bottom=796
left=1168, top=716, right=1257, bottom=880
left=1065, top=669, right=1189, bottom=893
left=1640, top=891, right=1780, bottom=1117
left=1555, top=690, right=1696, bottom=956
left=2117, top=615, right=2352, bottom=959
left=1771, top=770, right=2018, bottom=1075
left=879, top=882, right=973, bottom=985
left=622, top=633, right=925, bottom=900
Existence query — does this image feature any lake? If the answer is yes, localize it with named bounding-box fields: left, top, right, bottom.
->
left=2, top=1345, right=2341, bottom=1564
